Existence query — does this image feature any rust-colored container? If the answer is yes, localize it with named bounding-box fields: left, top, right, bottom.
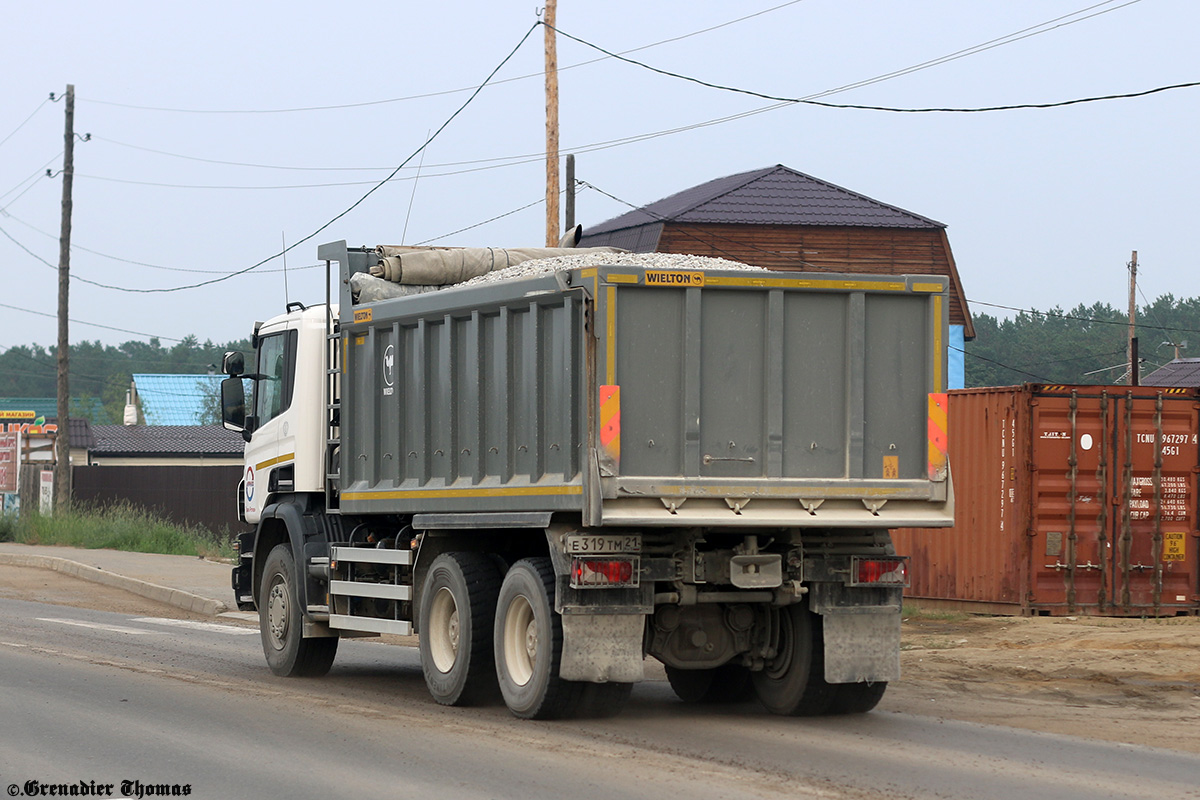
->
left=892, top=385, right=1200, bottom=616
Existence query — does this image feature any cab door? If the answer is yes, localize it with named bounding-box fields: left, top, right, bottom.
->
left=243, top=327, right=298, bottom=520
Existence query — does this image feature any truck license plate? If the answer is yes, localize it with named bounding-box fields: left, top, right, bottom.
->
left=565, top=534, right=641, bottom=554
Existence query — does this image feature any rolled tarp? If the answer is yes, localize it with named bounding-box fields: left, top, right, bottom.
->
left=371, top=246, right=623, bottom=285
left=349, top=271, right=444, bottom=303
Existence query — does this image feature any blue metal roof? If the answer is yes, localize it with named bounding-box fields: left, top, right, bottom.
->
left=132, top=374, right=223, bottom=426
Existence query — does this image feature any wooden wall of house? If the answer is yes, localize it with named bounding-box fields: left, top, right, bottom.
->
left=657, top=223, right=970, bottom=329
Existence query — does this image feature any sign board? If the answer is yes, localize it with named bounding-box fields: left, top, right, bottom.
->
left=39, top=470, right=53, bottom=516
left=0, top=432, right=19, bottom=494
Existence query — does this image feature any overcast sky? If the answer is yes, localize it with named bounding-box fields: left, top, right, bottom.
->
left=1, top=0, right=1195, bottom=355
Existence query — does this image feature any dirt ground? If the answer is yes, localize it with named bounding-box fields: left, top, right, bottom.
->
left=890, top=610, right=1200, bottom=754
left=4, top=564, right=1198, bottom=753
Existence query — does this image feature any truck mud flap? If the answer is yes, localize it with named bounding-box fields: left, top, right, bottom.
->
left=821, top=607, right=901, bottom=684
left=559, top=614, right=645, bottom=683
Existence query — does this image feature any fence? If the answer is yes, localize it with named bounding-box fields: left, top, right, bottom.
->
left=72, top=465, right=250, bottom=537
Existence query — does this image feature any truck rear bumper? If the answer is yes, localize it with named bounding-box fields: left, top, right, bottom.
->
left=599, top=494, right=954, bottom=528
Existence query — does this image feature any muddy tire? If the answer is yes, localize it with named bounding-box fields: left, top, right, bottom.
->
left=752, top=604, right=834, bottom=716
left=419, top=552, right=503, bottom=706
left=830, top=681, right=888, bottom=714
left=260, top=544, right=337, bottom=677
left=494, top=557, right=582, bottom=719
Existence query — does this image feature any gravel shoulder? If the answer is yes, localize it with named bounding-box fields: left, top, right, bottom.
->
left=5, top=564, right=1197, bottom=753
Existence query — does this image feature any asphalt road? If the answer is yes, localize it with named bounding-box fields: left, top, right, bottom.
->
left=1, top=596, right=1197, bottom=800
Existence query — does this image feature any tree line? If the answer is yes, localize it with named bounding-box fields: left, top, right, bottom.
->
left=0, top=335, right=251, bottom=424
left=3, top=294, right=1198, bottom=424
left=965, top=295, right=1200, bottom=387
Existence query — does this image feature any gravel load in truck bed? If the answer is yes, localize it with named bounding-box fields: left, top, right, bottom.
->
left=457, top=251, right=767, bottom=287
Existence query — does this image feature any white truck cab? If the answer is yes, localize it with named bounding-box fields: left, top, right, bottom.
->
left=225, top=303, right=331, bottom=523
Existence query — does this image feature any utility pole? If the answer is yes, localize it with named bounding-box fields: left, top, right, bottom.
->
left=565, top=153, right=575, bottom=232
left=1127, top=250, right=1138, bottom=386
left=544, top=0, right=559, bottom=247
left=54, top=84, right=75, bottom=511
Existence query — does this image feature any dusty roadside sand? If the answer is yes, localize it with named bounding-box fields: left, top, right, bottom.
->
left=4, top=564, right=1198, bottom=753
left=890, top=612, right=1200, bottom=753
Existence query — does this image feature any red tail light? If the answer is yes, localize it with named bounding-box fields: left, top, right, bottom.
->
left=570, top=557, right=638, bottom=588
left=851, top=557, right=909, bottom=587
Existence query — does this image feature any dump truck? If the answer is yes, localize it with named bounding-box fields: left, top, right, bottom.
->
left=220, top=240, right=955, bottom=719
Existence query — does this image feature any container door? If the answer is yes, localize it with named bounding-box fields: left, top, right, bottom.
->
left=1028, top=391, right=1109, bottom=612
left=1029, top=388, right=1199, bottom=615
left=1108, top=391, right=1198, bottom=614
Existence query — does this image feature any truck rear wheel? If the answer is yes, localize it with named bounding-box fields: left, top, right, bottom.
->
left=494, top=557, right=582, bottom=719
left=751, top=604, right=833, bottom=716
left=830, top=681, right=887, bottom=714
left=418, top=552, right=503, bottom=706
left=260, top=544, right=337, bottom=677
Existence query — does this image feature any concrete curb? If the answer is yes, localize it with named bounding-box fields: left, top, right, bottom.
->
left=0, top=552, right=228, bottom=616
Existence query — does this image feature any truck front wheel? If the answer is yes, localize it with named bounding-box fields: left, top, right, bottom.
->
left=418, top=552, right=503, bottom=706
left=260, top=544, right=337, bottom=677
left=494, top=557, right=581, bottom=719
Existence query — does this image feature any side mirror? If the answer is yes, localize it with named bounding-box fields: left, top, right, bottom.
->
left=222, top=351, right=245, bottom=376
left=221, top=377, right=246, bottom=432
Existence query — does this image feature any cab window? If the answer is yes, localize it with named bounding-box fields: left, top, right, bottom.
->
left=254, top=330, right=297, bottom=426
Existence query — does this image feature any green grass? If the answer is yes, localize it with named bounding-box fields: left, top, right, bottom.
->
left=0, top=502, right=235, bottom=560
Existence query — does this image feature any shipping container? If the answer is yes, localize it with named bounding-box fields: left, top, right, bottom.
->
left=892, top=384, right=1200, bottom=616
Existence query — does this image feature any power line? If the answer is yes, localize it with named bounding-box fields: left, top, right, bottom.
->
left=0, top=96, right=52, bottom=149
left=82, top=3, right=1138, bottom=180
left=0, top=152, right=63, bottom=212
left=968, top=299, right=1200, bottom=336
left=3, top=209, right=322, bottom=274
left=413, top=197, right=546, bottom=245
left=801, top=0, right=1139, bottom=102
left=955, top=345, right=1051, bottom=381
left=0, top=301, right=184, bottom=342
left=29, top=22, right=542, bottom=294
left=546, top=22, right=1200, bottom=113
left=79, top=1, right=807, bottom=115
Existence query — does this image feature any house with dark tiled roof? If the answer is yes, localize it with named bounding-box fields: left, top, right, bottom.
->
left=1142, top=358, right=1200, bottom=388
left=88, top=424, right=244, bottom=466
left=75, top=425, right=247, bottom=534
left=578, top=164, right=974, bottom=388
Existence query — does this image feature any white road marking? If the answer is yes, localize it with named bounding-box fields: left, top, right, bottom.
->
left=38, top=618, right=163, bottom=635
left=131, top=617, right=258, bottom=635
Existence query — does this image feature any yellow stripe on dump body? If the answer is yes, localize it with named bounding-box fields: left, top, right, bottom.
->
left=703, top=276, right=907, bottom=291
left=342, top=485, right=584, bottom=501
